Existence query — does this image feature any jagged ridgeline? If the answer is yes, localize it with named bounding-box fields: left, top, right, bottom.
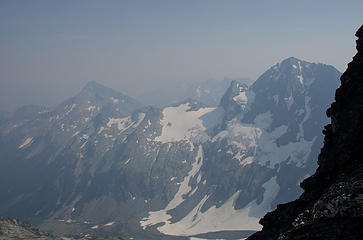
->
left=248, top=25, right=363, bottom=240
left=0, top=57, right=340, bottom=239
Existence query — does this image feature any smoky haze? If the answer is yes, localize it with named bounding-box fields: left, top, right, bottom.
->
left=0, top=0, right=362, bottom=111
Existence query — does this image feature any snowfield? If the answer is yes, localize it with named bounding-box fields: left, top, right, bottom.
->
left=155, top=103, right=223, bottom=143
left=141, top=174, right=281, bottom=236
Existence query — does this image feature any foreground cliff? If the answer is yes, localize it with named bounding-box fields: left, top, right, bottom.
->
left=248, top=24, right=363, bottom=240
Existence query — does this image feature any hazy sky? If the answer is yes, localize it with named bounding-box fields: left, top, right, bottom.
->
left=0, top=0, right=362, bottom=111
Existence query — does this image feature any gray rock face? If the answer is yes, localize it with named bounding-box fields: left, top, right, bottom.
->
left=0, top=58, right=340, bottom=239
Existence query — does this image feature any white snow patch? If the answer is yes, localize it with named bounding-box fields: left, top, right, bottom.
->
left=98, top=126, right=106, bottom=134
left=196, top=174, right=202, bottom=184
left=124, top=158, right=131, bottom=165
left=99, top=113, right=143, bottom=135
left=297, top=75, right=304, bottom=84
left=297, top=61, right=302, bottom=71
left=155, top=104, right=222, bottom=143
left=296, top=61, right=304, bottom=84
left=91, top=225, right=99, bottom=229
left=104, top=221, right=115, bottom=227
left=80, top=141, right=88, bottom=149
left=18, top=137, right=33, bottom=149
left=107, top=117, right=132, bottom=131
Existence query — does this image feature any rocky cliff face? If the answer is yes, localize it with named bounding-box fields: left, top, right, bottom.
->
left=248, top=24, right=363, bottom=240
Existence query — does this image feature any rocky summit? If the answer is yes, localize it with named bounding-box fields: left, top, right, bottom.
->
left=248, top=24, right=363, bottom=240
left=0, top=56, right=340, bottom=239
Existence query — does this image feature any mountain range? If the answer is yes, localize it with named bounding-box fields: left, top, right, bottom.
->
left=0, top=57, right=341, bottom=239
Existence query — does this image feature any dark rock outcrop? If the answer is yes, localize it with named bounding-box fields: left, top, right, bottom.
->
left=0, top=216, right=69, bottom=239
left=0, top=216, right=124, bottom=239
left=248, top=24, right=363, bottom=240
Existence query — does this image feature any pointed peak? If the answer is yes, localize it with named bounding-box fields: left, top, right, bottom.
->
left=82, top=81, right=113, bottom=92
left=281, top=56, right=302, bottom=63
left=76, top=81, right=143, bottom=110
left=279, top=57, right=305, bottom=68
left=81, top=81, right=127, bottom=99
